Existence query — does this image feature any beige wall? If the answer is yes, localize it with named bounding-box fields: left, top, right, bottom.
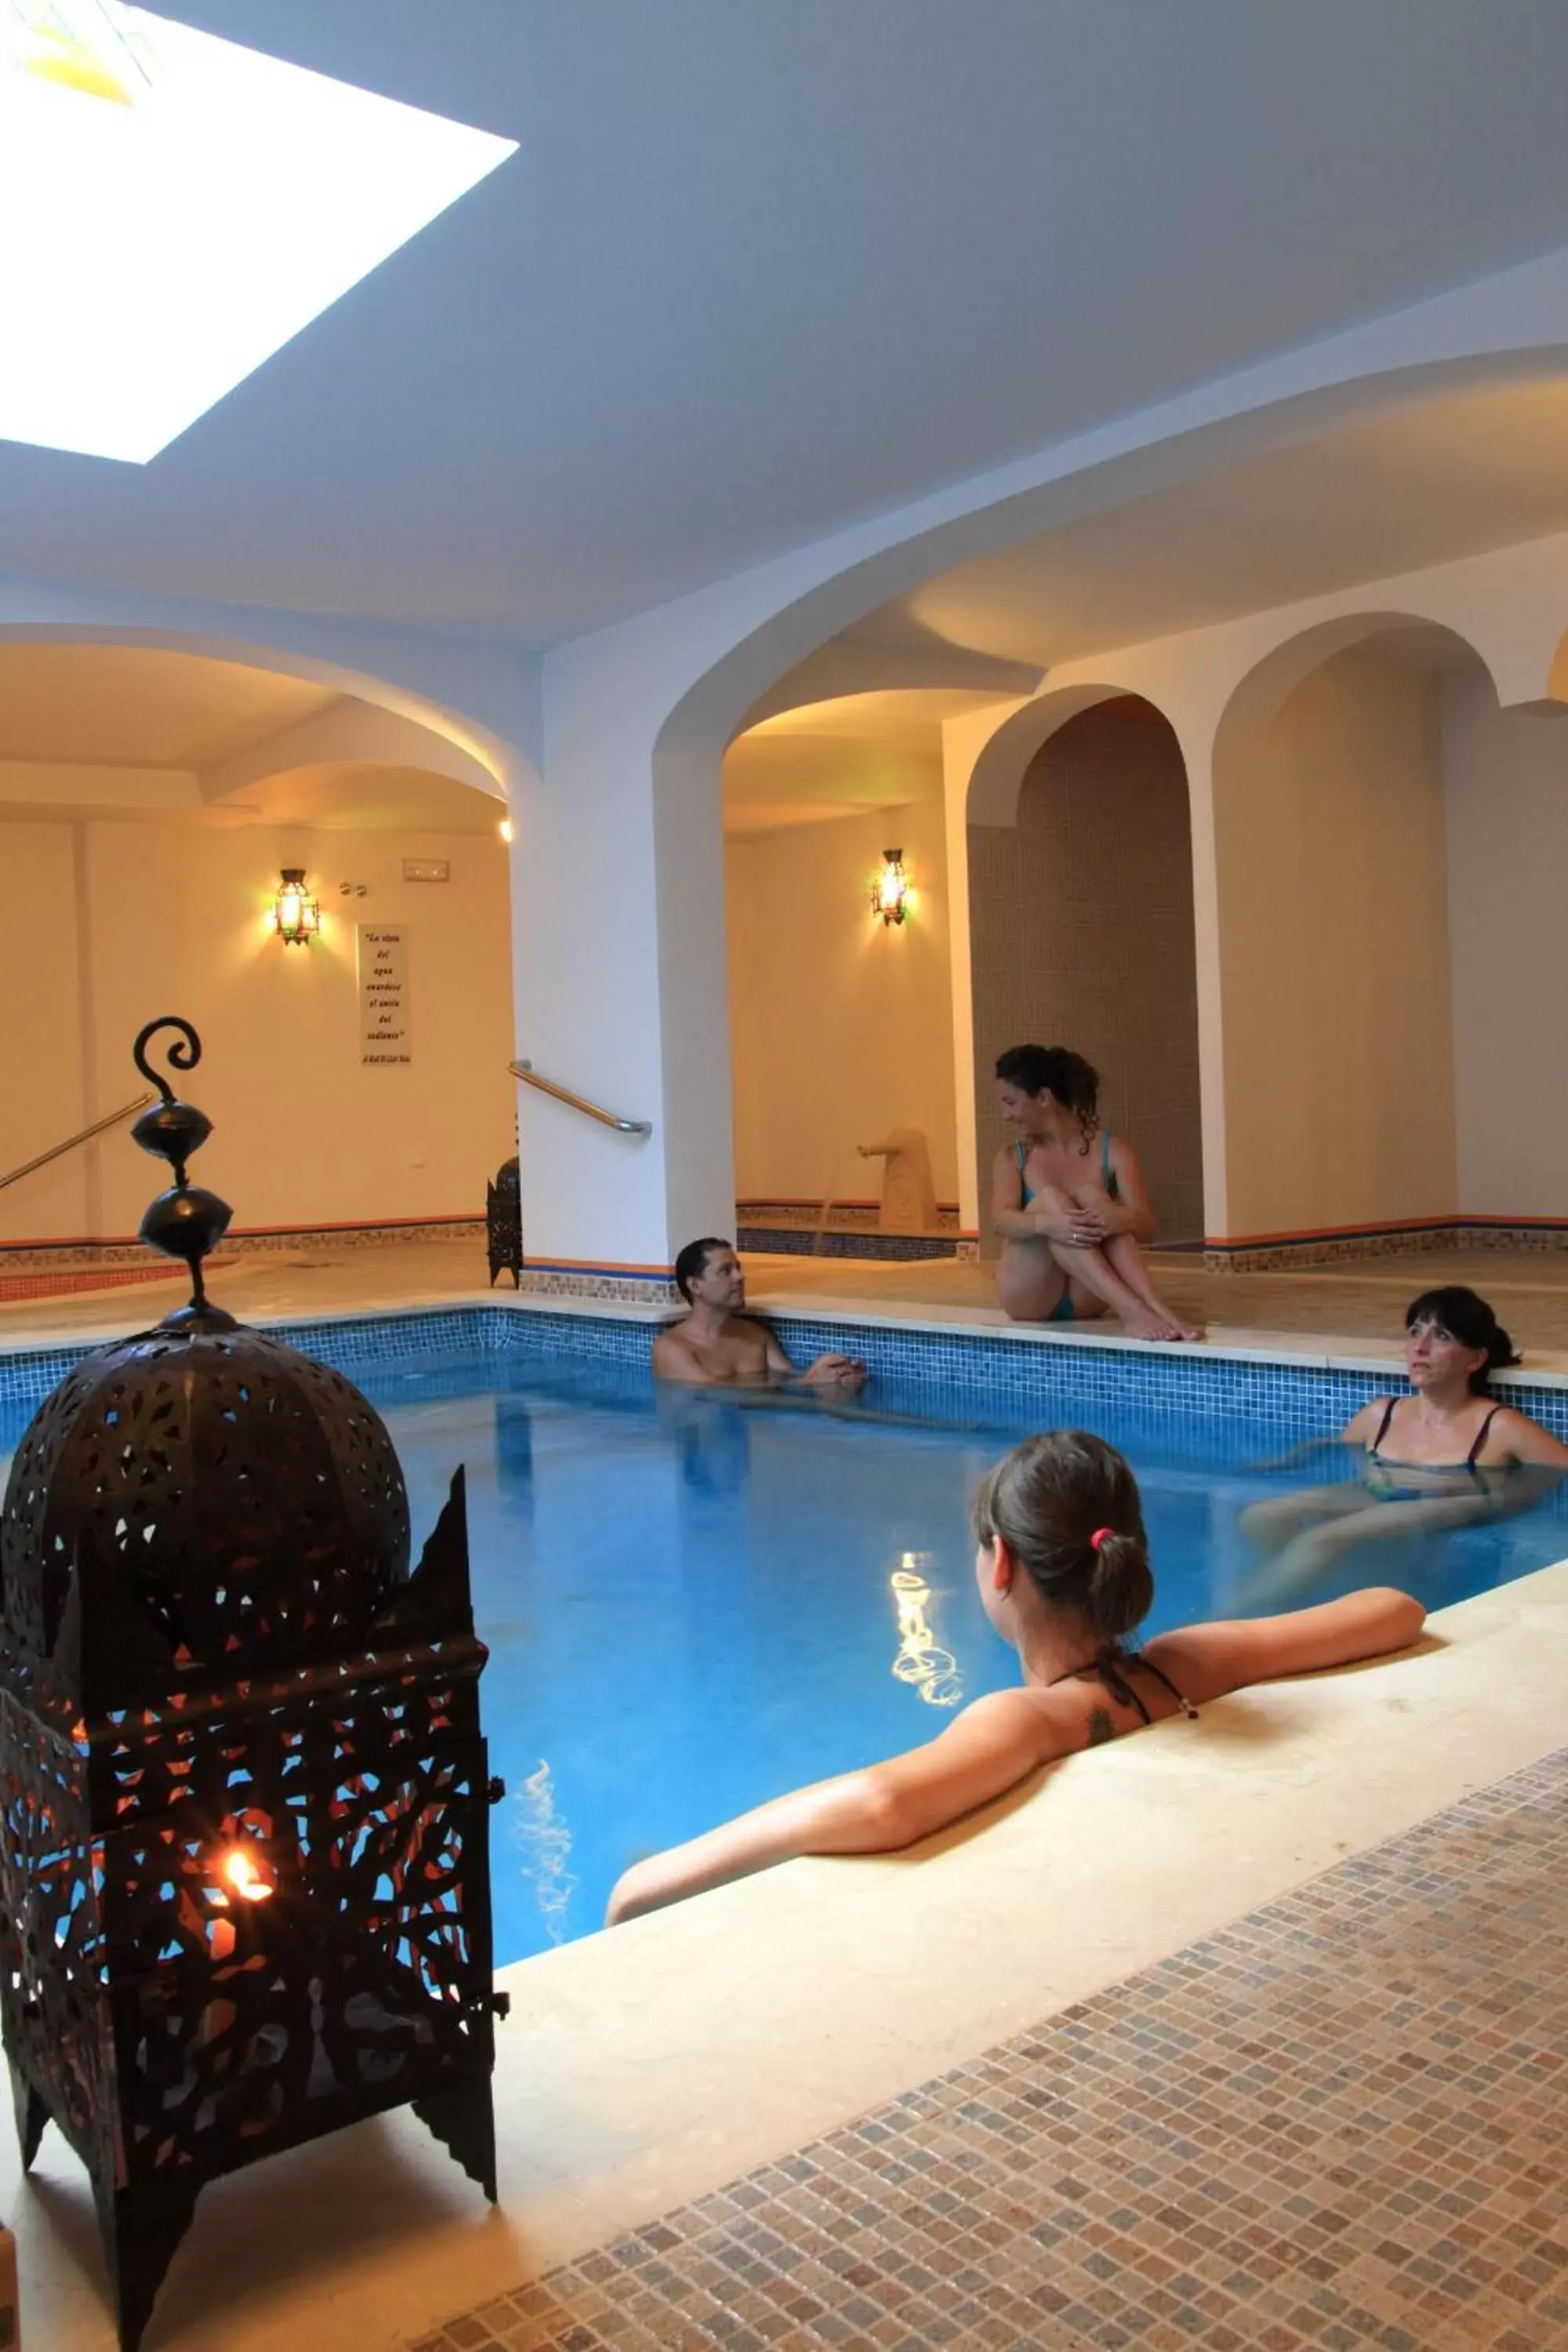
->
left=1215, top=650, right=1457, bottom=1239
left=1443, top=667, right=1568, bottom=1218
left=968, top=699, right=1204, bottom=1250
left=724, top=768, right=959, bottom=1207
left=0, top=814, right=515, bottom=1244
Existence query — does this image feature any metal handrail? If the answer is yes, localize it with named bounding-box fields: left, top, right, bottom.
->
left=509, top=1059, right=652, bottom=1137
left=0, top=1091, right=157, bottom=1194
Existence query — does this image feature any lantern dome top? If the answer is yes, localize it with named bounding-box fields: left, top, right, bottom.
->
left=0, top=1017, right=410, bottom=1696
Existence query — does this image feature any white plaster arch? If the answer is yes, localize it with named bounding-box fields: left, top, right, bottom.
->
left=1211, top=610, right=1503, bottom=778
left=198, top=695, right=503, bottom=806
left=525, top=251, right=1568, bottom=1271
left=966, top=682, right=1185, bottom=828
left=0, top=618, right=521, bottom=798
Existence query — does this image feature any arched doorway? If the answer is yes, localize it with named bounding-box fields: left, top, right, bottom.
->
left=969, top=694, right=1203, bottom=1249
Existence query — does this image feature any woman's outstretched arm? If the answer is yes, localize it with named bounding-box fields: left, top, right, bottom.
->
left=1145, top=1585, right=1425, bottom=1704
left=605, top=1689, right=1059, bottom=1926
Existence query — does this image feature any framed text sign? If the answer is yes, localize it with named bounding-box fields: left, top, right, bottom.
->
left=358, top=924, right=412, bottom=1064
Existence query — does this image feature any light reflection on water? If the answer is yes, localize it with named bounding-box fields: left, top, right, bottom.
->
left=889, top=1553, right=964, bottom=1708
left=514, top=1759, right=579, bottom=1945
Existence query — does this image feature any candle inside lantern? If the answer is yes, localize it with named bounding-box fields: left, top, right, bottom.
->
left=214, top=1846, right=274, bottom=1905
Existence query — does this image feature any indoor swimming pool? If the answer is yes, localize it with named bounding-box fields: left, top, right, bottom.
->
left=3, top=1330, right=1564, bottom=1967
left=369, top=1348, right=1566, bottom=1963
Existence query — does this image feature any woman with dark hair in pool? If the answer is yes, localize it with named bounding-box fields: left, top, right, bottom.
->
left=605, top=1428, right=1423, bottom=1923
left=991, top=1044, right=1201, bottom=1340
left=1242, top=1285, right=1568, bottom=1596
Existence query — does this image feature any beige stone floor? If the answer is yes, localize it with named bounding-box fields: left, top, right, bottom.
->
left=4, top=1236, right=1568, bottom=1379
left=0, top=1238, right=503, bottom=1350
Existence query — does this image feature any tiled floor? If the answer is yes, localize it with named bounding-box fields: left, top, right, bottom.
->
left=415, top=1748, right=1568, bottom=2352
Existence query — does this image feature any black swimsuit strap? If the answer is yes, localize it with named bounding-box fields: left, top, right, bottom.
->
left=1371, top=1396, right=1399, bottom=1452
left=1093, top=1650, right=1151, bottom=1724
left=1465, top=1404, right=1502, bottom=1468
left=1045, top=1648, right=1197, bottom=1724
left=1131, top=1653, right=1198, bottom=1718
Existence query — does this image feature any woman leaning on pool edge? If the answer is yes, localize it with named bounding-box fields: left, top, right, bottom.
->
left=604, top=1430, right=1424, bottom=1926
left=991, top=1045, right=1202, bottom=1341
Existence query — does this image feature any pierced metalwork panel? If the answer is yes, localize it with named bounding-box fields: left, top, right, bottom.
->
left=103, top=1688, right=495, bottom=2189
left=2, top=1326, right=410, bottom=1671
left=0, top=1694, right=112, bottom=2166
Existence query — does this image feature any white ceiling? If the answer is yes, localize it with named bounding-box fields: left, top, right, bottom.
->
left=4, top=3, right=1568, bottom=644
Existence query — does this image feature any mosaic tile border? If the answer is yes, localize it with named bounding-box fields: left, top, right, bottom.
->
left=413, top=1745, right=1568, bottom=2352
left=4, top=1302, right=1568, bottom=1444
left=513, top=1268, right=681, bottom=1305
left=737, top=1202, right=964, bottom=1233
left=737, top=1228, right=960, bottom=1261
left=1207, top=1221, right=1568, bottom=1273
left=0, top=1219, right=485, bottom=1270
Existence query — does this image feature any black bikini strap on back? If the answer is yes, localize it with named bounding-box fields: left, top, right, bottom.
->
left=1465, top=1405, right=1502, bottom=1468
left=1094, top=1650, right=1152, bottom=1725
left=1131, top=1653, right=1200, bottom=1721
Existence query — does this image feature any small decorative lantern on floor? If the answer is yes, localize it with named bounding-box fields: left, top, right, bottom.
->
left=485, top=1152, right=523, bottom=1286
left=0, top=1017, right=506, bottom=2352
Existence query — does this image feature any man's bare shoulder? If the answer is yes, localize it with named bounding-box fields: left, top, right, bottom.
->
left=652, top=1320, right=700, bottom=1368
left=721, top=1313, right=773, bottom=1345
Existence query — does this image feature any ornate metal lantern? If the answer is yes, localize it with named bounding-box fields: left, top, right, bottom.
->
left=0, top=1018, right=505, bottom=2352
left=485, top=1152, right=522, bottom=1287
left=870, top=847, right=911, bottom=926
left=268, top=866, right=320, bottom=944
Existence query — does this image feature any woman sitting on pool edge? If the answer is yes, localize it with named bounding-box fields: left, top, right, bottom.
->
left=1241, top=1284, right=1568, bottom=1599
left=991, top=1045, right=1200, bottom=1341
left=604, top=1428, right=1424, bottom=1924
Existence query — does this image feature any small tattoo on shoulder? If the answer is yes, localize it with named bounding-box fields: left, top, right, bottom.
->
left=1087, top=1707, right=1115, bottom=1748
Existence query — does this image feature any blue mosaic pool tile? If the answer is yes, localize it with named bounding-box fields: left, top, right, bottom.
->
left=3, top=1302, right=1567, bottom=1447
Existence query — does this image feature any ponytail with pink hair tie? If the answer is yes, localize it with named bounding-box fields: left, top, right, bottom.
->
left=1090, top=1526, right=1115, bottom=1552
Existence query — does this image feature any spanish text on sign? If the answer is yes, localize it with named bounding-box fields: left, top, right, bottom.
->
left=357, top=924, right=412, bottom=1065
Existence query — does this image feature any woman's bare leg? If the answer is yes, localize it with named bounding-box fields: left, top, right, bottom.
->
left=1101, top=1232, right=1203, bottom=1341
left=1240, top=1483, right=1368, bottom=1558
left=1244, top=1491, right=1494, bottom=1604
left=996, top=1239, right=1073, bottom=1323
left=1042, top=1239, right=1173, bottom=1339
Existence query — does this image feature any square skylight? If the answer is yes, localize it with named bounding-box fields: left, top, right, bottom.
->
left=0, top=1, right=517, bottom=463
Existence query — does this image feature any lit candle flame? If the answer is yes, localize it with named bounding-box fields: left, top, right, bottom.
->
left=221, top=1847, right=274, bottom=1903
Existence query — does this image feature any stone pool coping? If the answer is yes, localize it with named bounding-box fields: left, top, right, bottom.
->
left=5, top=1277, right=1567, bottom=1383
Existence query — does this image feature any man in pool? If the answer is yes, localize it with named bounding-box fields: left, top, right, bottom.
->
left=653, top=1238, right=866, bottom=1388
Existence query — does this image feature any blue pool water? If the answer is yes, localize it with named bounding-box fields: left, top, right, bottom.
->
left=5, top=1348, right=1565, bottom=1965
left=368, top=1355, right=1566, bottom=1963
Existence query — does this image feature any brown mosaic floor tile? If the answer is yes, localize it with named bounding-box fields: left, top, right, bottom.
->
left=414, top=1749, right=1568, bottom=2352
